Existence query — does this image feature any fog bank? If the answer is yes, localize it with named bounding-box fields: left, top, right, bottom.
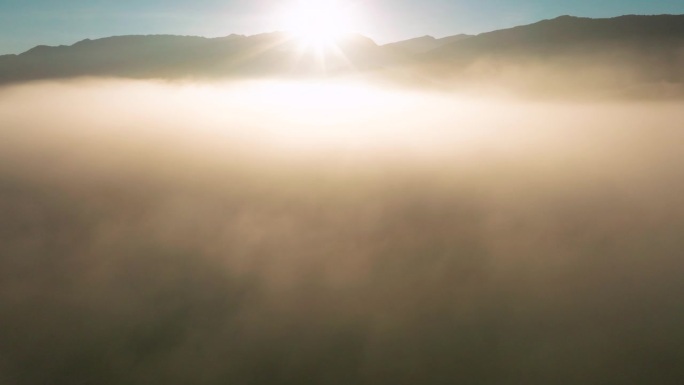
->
left=1, top=80, right=683, bottom=385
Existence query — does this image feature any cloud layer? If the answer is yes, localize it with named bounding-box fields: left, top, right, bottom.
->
left=1, top=80, right=684, bottom=384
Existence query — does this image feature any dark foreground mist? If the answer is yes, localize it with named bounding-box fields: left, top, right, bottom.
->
left=1, top=80, right=683, bottom=385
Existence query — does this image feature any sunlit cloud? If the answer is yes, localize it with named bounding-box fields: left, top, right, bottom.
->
left=2, top=75, right=684, bottom=384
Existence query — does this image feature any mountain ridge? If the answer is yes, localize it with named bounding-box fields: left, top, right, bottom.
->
left=426, top=14, right=684, bottom=58
left=1, top=14, right=683, bottom=97
left=382, top=34, right=473, bottom=55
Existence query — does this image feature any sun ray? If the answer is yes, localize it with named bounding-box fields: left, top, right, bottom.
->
left=274, top=1, right=363, bottom=73
left=279, top=0, right=358, bottom=49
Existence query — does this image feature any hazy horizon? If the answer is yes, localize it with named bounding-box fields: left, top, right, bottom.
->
left=2, top=12, right=684, bottom=56
left=2, top=0, right=683, bottom=54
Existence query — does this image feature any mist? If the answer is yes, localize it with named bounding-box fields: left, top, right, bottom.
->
left=1, top=79, right=684, bottom=385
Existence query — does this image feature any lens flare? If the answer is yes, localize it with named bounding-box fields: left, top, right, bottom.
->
left=279, top=0, right=358, bottom=49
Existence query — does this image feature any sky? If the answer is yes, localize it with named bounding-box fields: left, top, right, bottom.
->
left=1, top=0, right=683, bottom=54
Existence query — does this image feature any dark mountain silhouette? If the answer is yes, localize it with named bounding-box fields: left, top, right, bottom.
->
left=382, top=34, right=473, bottom=55
left=1, top=14, right=683, bottom=96
left=0, top=32, right=388, bottom=84
left=414, top=15, right=684, bottom=95
left=427, top=14, right=684, bottom=58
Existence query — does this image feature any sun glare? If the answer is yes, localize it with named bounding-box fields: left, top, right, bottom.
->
left=280, top=0, right=357, bottom=48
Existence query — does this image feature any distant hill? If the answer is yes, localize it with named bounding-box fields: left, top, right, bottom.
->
left=426, top=15, right=684, bottom=58
left=1, top=14, right=683, bottom=97
left=0, top=32, right=387, bottom=84
left=382, top=34, right=472, bottom=55
left=413, top=14, right=684, bottom=96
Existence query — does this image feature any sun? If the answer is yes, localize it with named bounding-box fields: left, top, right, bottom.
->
left=280, top=0, right=357, bottom=48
